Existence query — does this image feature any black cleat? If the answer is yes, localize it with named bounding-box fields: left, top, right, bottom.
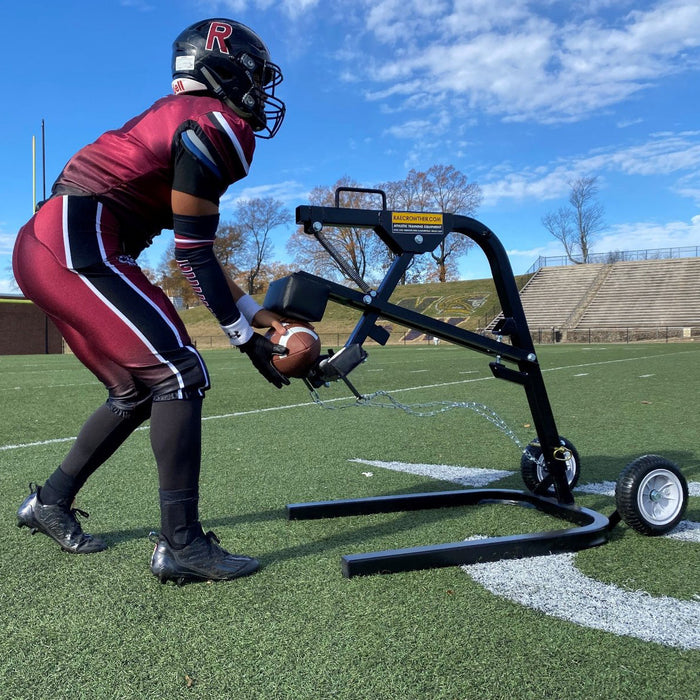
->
left=16, top=483, right=107, bottom=554
left=150, top=530, right=260, bottom=584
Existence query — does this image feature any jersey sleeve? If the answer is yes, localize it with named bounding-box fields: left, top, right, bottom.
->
left=172, top=110, right=255, bottom=202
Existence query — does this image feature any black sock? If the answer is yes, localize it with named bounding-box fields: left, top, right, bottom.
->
left=150, top=398, right=204, bottom=548
left=40, top=466, right=78, bottom=506
left=150, top=397, right=202, bottom=491
left=159, top=488, right=203, bottom=549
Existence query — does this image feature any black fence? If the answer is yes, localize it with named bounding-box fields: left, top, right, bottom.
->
left=498, top=326, right=699, bottom=345
left=190, top=325, right=699, bottom=350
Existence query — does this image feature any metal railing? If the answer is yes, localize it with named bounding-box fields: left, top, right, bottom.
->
left=526, top=246, right=700, bottom=274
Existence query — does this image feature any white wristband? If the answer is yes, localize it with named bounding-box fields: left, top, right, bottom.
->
left=236, top=294, right=263, bottom=324
left=221, top=316, right=254, bottom=346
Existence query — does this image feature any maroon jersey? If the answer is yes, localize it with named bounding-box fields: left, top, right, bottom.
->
left=52, top=94, right=256, bottom=254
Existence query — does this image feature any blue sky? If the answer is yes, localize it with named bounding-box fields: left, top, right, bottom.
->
left=2, top=0, right=700, bottom=292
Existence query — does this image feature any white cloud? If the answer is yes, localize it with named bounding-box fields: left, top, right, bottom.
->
left=220, top=179, right=310, bottom=209
left=596, top=214, right=700, bottom=254
left=617, top=118, right=644, bottom=128
left=481, top=166, right=573, bottom=206
left=675, top=183, right=700, bottom=205
left=583, top=131, right=700, bottom=176
left=354, top=0, right=700, bottom=124
left=506, top=242, right=568, bottom=263
left=278, top=0, right=320, bottom=17
left=217, top=0, right=320, bottom=19
left=0, top=228, right=18, bottom=294
left=481, top=131, right=700, bottom=206
left=0, top=276, right=18, bottom=295
left=0, top=233, right=15, bottom=255
left=0, top=230, right=16, bottom=255
left=384, top=119, right=433, bottom=140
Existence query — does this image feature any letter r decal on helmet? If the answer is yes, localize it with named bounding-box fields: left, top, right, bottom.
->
left=205, top=22, right=233, bottom=53
left=172, top=18, right=286, bottom=139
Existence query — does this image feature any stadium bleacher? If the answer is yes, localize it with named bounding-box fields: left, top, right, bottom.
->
left=486, top=257, right=700, bottom=339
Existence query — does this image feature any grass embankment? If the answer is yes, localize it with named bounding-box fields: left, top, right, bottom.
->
left=181, top=275, right=532, bottom=345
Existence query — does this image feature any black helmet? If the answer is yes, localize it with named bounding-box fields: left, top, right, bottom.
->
left=172, top=18, right=285, bottom=138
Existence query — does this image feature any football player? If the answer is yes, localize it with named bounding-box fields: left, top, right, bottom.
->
left=13, top=18, right=289, bottom=583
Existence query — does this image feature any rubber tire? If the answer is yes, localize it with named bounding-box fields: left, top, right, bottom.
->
left=615, top=455, right=688, bottom=536
left=521, top=437, right=581, bottom=495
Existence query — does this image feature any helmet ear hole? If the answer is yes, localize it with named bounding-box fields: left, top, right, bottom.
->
left=214, top=65, right=235, bottom=81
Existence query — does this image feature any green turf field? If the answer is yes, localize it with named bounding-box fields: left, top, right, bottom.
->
left=1, top=343, right=698, bottom=699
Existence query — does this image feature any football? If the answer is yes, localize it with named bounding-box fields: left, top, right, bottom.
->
left=265, top=319, right=322, bottom=378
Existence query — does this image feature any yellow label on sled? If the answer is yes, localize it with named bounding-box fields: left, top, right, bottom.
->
left=391, top=212, right=444, bottom=235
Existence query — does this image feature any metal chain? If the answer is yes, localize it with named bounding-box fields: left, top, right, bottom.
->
left=308, top=387, right=527, bottom=453
left=313, top=229, right=372, bottom=293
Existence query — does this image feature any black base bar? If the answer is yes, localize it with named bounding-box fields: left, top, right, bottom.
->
left=286, top=489, right=612, bottom=578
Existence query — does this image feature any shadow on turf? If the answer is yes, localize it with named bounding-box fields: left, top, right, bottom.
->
left=96, top=448, right=698, bottom=567
left=216, top=501, right=489, bottom=571
left=95, top=479, right=508, bottom=556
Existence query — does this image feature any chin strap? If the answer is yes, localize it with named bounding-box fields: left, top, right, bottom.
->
left=199, top=65, right=254, bottom=122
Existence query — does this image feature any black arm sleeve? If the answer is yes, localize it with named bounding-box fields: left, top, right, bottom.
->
left=173, top=214, right=240, bottom=326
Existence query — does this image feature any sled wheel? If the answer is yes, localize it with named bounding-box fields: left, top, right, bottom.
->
left=521, top=437, right=581, bottom=494
left=615, top=455, right=688, bottom=536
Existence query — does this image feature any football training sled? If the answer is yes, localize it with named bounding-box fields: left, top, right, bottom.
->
left=264, top=188, right=689, bottom=578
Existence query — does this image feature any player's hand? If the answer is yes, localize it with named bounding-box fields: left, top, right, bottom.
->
left=251, top=308, right=287, bottom=336
left=239, top=333, right=290, bottom=388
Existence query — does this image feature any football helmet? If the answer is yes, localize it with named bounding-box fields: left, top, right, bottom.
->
left=172, top=18, right=285, bottom=139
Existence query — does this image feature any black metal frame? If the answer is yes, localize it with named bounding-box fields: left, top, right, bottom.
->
left=287, top=490, right=611, bottom=578
left=279, top=190, right=613, bottom=577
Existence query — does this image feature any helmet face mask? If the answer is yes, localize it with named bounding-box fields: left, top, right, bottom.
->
left=172, top=19, right=286, bottom=139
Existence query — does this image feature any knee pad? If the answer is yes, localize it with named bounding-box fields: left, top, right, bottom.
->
left=106, top=392, right=153, bottom=421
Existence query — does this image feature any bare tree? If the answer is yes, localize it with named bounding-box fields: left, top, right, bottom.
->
left=236, top=198, right=291, bottom=294
left=247, top=260, right=298, bottom=296
left=286, top=176, right=386, bottom=286
left=379, top=172, right=433, bottom=284
left=155, top=220, right=246, bottom=307
left=213, top=220, right=244, bottom=275
left=379, top=165, right=482, bottom=282
left=289, top=167, right=481, bottom=286
left=426, top=164, right=482, bottom=282
left=542, top=207, right=575, bottom=261
left=542, top=176, right=605, bottom=264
